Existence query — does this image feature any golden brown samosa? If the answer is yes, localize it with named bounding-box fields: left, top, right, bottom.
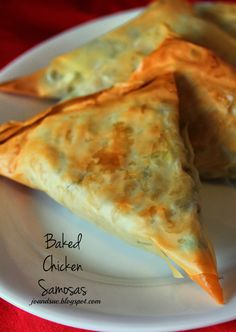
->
left=0, top=74, right=223, bottom=304
left=1, top=0, right=236, bottom=100
left=130, top=38, right=236, bottom=179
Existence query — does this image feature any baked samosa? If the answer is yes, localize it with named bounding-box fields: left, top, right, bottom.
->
left=195, top=2, right=236, bottom=39
left=1, top=0, right=236, bottom=100
left=0, top=74, right=223, bottom=303
left=131, top=38, right=236, bottom=179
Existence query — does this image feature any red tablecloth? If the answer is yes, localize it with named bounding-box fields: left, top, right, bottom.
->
left=0, top=1, right=236, bottom=331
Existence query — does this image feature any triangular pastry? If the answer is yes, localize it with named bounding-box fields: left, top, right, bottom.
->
left=0, top=74, right=223, bottom=303
left=1, top=0, right=236, bottom=100
left=130, top=38, right=236, bottom=178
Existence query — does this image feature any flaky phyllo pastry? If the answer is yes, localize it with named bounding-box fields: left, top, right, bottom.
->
left=0, top=74, right=223, bottom=303
left=1, top=0, right=236, bottom=100
left=130, top=38, right=236, bottom=179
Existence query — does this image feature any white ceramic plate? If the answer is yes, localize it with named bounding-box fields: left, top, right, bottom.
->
left=0, top=8, right=236, bottom=332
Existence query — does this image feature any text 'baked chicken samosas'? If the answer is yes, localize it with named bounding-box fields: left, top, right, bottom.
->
left=0, top=74, right=223, bottom=304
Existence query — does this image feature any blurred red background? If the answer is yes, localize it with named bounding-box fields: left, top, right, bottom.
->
left=0, top=0, right=236, bottom=331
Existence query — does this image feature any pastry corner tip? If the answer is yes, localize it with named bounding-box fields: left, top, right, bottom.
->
left=191, top=273, right=224, bottom=305
left=0, top=69, right=46, bottom=98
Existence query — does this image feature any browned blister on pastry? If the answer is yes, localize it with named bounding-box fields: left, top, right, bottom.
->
left=131, top=38, right=236, bottom=179
left=0, top=74, right=223, bottom=303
